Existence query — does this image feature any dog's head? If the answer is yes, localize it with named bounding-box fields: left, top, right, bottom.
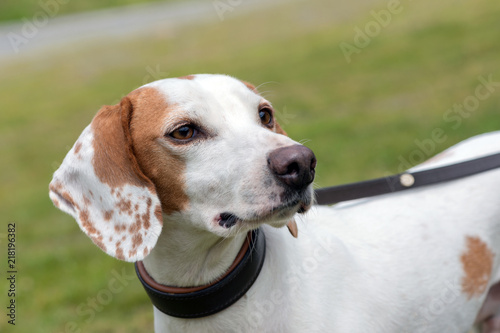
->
left=49, top=74, right=316, bottom=261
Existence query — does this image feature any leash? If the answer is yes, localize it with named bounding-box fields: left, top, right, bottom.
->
left=315, top=152, right=500, bottom=205
left=135, top=152, right=500, bottom=319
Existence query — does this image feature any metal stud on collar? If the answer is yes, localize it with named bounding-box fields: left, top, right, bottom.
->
left=400, top=173, right=415, bottom=187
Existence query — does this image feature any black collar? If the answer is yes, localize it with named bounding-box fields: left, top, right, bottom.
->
left=135, top=228, right=265, bottom=318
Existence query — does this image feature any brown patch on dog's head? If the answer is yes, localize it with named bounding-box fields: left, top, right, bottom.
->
left=178, top=75, right=195, bottom=80
left=461, top=236, right=494, bottom=299
left=126, top=87, right=190, bottom=214
left=242, top=80, right=258, bottom=94
left=274, top=122, right=287, bottom=136
left=74, top=141, right=82, bottom=155
left=91, top=103, right=151, bottom=190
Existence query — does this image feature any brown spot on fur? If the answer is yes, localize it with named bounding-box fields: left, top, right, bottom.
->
left=83, top=195, right=91, bottom=206
left=50, top=183, right=78, bottom=211
left=130, top=214, right=142, bottom=234
left=142, top=213, right=150, bottom=230
left=91, top=235, right=107, bottom=252
left=242, top=80, right=258, bottom=93
left=143, top=247, right=149, bottom=257
left=74, top=141, right=82, bottom=154
left=128, top=249, right=137, bottom=258
left=132, top=234, right=143, bottom=249
left=114, top=224, right=127, bottom=233
left=115, top=245, right=125, bottom=261
left=461, top=236, right=494, bottom=299
left=116, top=197, right=133, bottom=215
left=103, top=210, right=113, bottom=221
left=61, top=191, right=77, bottom=208
left=178, top=75, right=195, bottom=80
left=52, top=198, right=60, bottom=208
left=126, top=87, right=189, bottom=214
left=80, top=210, right=98, bottom=235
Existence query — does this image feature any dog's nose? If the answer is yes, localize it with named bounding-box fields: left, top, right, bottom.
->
left=267, top=145, right=316, bottom=190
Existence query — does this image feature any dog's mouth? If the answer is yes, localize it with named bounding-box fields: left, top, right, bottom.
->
left=217, top=197, right=311, bottom=229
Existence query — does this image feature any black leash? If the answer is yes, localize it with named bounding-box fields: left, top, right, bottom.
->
left=315, top=152, right=500, bottom=205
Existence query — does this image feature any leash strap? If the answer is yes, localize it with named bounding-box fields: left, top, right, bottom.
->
left=315, top=152, right=500, bottom=205
left=135, top=228, right=265, bottom=318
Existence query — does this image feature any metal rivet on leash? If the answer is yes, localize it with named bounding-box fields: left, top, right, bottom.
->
left=400, top=173, right=415, bottom=187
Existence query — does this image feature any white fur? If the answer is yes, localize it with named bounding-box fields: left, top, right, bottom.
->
left=50, top=74, right=500, bottom=332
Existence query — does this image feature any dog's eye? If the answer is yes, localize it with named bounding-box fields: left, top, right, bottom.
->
left=259, top=108, right=273, bottom=126
left=169, top=125, right=197, bottom=141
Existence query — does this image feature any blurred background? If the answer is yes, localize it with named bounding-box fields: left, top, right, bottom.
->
left=0, top=0, right=498, bottom=331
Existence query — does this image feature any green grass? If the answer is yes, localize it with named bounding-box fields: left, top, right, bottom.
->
left=0, top=0, right=176, bottom=22
left=1, top=0, right=499, bottom=331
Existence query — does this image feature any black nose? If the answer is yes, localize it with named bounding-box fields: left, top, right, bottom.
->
left=267, top=145, right=316, bottom=190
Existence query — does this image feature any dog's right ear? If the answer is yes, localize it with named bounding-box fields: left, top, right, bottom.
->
left=49, top=97, right=163, bottom=262
left=274, top=122, right=288, bottom=136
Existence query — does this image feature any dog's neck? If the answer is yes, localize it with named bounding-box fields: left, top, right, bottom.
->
left=142, top=216, right=247, bottom=288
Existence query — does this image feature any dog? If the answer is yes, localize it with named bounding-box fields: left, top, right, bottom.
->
left=49, top=74, right=500, bottom=332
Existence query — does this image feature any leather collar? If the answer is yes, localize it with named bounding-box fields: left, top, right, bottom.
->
left=135, top=228, right=265, bottom=318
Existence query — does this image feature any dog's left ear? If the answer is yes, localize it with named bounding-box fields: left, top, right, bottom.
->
left=49, top=97, right=163, bottom=262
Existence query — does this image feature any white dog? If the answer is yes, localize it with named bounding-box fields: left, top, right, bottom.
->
left=50, top=74, right=500, bottom=332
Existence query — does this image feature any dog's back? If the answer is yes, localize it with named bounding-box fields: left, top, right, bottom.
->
left=297, top=131, right=500, bottom=332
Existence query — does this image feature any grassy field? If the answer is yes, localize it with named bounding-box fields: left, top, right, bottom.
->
left=0, top=0, right=174, bottom=22
left=1, top=0, right=499, bottom=331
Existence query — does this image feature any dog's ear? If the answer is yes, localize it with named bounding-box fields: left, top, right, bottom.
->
left=49, top=97, right=163, bottom=262
left=242, top=81, right=258, bottom=94
left=274, top=122, right=287, bottom=136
